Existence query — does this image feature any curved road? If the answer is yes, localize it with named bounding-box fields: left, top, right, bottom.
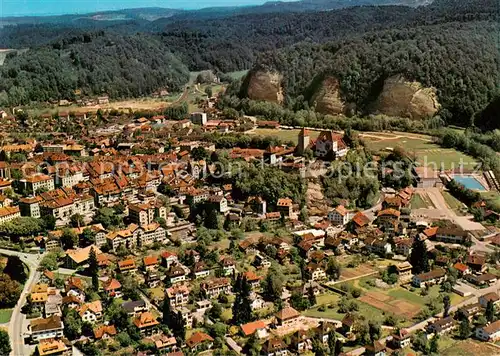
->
left=0, top=249, right=43, bottom=356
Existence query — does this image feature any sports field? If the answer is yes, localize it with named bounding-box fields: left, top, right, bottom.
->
left=361, top=132, right=477, bottom=170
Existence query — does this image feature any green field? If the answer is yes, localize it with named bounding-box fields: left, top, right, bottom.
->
left=481, top=191, right=500, bottom=211
left=226, top=70, right=249, bottom=80
left=410, top=193, right=435, bottom=209
left=363, top=134, right=477, bottom=169
left=442, top=191, right=466, bottom=214
left=251, top=128, right=320, bottom=144
left=0, top=309, right=13, bottom=323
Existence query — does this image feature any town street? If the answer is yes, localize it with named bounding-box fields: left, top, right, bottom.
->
left=0, top=249, right=43, bottom=356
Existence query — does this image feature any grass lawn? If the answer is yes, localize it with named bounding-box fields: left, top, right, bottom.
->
left=439, top=337, right=500, bottom=356
left=363, top=134, right=477, bottom=169
left=481, top=191, right=500, bottom=211
left=410, top=193, right=435, bottom=209
left=250, top=128, right=320, bottom=144
left=315, top=293, right=341, bottom=306
left=442, top=191, right=466, bottom=214
left=148, top=287, right=164, bottom=300
left=0, top=309, right=13, bottom=323
left=226, top=70, right=249, bottom=80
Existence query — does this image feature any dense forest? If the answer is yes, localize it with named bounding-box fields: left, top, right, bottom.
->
left=243, top=21, right=499, bottom=127
left=0, top=33, right=189, bottom=106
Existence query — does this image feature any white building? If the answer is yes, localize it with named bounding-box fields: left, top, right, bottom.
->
left=476, top=320, right=500, bottom=342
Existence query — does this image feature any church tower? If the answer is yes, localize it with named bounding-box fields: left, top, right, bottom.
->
left=297, top=127, right=310, bottom=155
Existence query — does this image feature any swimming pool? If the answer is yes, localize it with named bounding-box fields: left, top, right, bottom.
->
left=453, top=175, right=486, bottom=191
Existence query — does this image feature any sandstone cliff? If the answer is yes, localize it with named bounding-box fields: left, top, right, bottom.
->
left=374, top=75, right=440, bottom=119
left=309, top=76, right=345, bottom=115
left=245, top=70, right=284, bottom=104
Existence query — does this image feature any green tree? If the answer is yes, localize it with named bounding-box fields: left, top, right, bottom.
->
left=327, top=329, right=336, bottom=355
left=410, top=238, right=429, bottom=274
left=443, top=295, right=451, bottom=317
left=232, top=275, right=253, bottom=325
left=162, top=291, right=172, bottom=326
left=486, top=300, right=496, bottom=322
left=368, top=321, right=381, bottom=342
left=70, top=213, right=85, bottom=228
left=81, top=228, right=96, bottom=245
left=458, top=318, right=471, bottom=339
left=0, top=329, right=11, bottom=355
left=88, top=247, right=99, bottom=291
left=326, top=257, right=341, bottom=280
left=64, top=308, right=83, bottom=340
left=61, top=228, right=78, bottom=250
left=262, top=265, right=284, bottom=301
left=39, top=252, right=59, bottom=271
left=334, top=340, right=343, bottom=356
left=429, top=334, right=439, bottom=354
left=308, top=285, right=317, bottom=306
left=4, top=255, right=27, bottom=283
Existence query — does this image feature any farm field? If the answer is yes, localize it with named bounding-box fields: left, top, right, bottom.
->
left=338, top=263, right=378, bottom=281
left=251, top=128, right=320, bottom=144
left=362, top=132, right=477, bottom=170
left=439, top=337, right=500, bottom=356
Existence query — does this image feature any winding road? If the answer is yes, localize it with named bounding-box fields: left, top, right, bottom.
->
left=0, top=249, right=43, bottom=356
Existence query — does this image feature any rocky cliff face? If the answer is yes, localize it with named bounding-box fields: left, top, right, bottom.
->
left=245, top=70, right=284, bottom=104
left=374, top=75, right=440, bottom=119
left=310, top=76, right=345, bottom=115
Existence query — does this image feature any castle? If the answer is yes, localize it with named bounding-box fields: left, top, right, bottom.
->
left=297, top=128, right=348, bottom=160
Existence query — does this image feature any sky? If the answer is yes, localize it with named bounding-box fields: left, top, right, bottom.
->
left=1, top=0, right=286, bottom=17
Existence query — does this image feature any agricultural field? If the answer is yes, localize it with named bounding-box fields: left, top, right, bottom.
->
left=338, top=263, right=378, bottom=281
left=439, top=337, right=500, bottom=356
left=251, top=128, right=320, bottom=144
left=361, top=132, right=477, bottom=170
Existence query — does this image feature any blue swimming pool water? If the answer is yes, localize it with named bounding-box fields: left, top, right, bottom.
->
left=453, top=176, right=486, bottom=191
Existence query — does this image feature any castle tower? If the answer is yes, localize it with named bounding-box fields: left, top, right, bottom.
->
left=297, top=127, right=310, bottom=155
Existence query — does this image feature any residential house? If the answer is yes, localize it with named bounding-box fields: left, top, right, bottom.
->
left=467, top=254, right=488, bottom=273
left=122, top=300, right=148, bottom=317
left=168, top=265, right=187, bottom=284
left=391, top=329, right=411, bottom=349
left=28, top=315, right=64, bottom=342
left=304, top=262, right=327, bottom=282
left=37, top=338, right=71, bottom=356
left=64, top=277, right=86, bottom=302
left=426, top=316, right=458, bottom=335
left=64, top=245, right=102, bottom=269
left=292, top=330, right=312, bottom=354
left=412, top=268, right=446, bottom=288
left=21, top=173, right=55, bottom=194
left=167, top=284, right=190, bottom=308
left=143, top=255, right=159, bottom=272
left=341, top=313, right=356, bottom=335
left=161, top=251, right=178, bottom=268
left=133, top=312, right=160, bottom=336
left=243, top=271, right=262, bottom=289
left=436, top=226, right=470, bottom=244
left=395, top=261, right=413, bottom=282
left=465, top=273, right=497, bottom=287
left=192, top=261, right=210, bottom=279
left=275, top=307, right=300, bottom=327
left=118, top=259, right=137, bottom=274
left=208, top=195, right=228, bottom=213
left=0, top=206, right=20, bottom=225
left=186, top=332, right=214, bottom=352
left=327, top=205, right=349, bottom=226
left=219, top=256, right=236, bottom=276
left=145, top=271, right=161, bottom=288
left=19, top=196, right=42, bottom=218
left=476, top=320, right=500, bottom=342
left=457, top=303, right=483, bottom=321
left=364, top=340, right=387, bottom=356
left=453, top=262, right=471, bottom=276
left=261, top=338, right=288, bottom=356
left=479, top=292, right=500, bottom=308
left=393, top=237, right=413, bottom=256
left=79, top=300, right=103, bottom=323
left=103, top=278, right=122, bottom=298
left=276, top=197, right=293, bottom=219
left=94, top=325, right=117, bottom=340
left=201, top=278, right=232, bottom=299
left=241, top=320, right=268, bottom=338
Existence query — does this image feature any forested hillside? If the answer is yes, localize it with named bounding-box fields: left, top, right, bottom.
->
left=0, top=33, right=189, bottom=106
left=243, top=21, right=498, bottom=126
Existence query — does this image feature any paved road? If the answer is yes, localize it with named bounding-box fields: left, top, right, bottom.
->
left=0, top=249, right=43, bottom=356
